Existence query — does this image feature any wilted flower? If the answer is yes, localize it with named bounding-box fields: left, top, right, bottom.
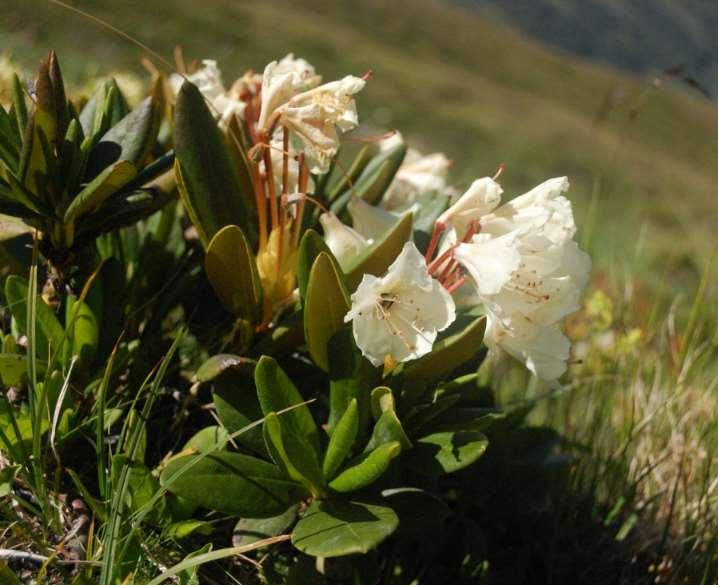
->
left=345, top=241, right=456, bottom=367
left=170, top=60, right=245, bottom=126
left=319, top=212, right=371, bottom=270
left=262, top=76, right=366, bottom=174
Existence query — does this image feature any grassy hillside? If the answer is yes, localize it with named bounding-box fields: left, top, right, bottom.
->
left=462, top=0, right=718, bottom=96
left=3, top=0, right=717, bottom=303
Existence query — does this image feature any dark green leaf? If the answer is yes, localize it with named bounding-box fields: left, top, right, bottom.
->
left=406, top=430, right=488, bottom=475
left=255, top=356, right=319, bottom=453
left=401, top=315, right=487, bottom=391
left=233, top=505, right=296, bottom=547
left=174, top=81, right=255, bottom=246
left=196, top=354, right=255, bottom=383
left=160, top=451, right=307, bottom=518
left=263, top=412, right=325, bottom=496
left=86, top=85, right=163, bottom=175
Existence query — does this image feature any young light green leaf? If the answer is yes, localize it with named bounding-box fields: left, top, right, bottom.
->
left=323, top=398, right=359, bottom=480
left=263, top=412, right=325, bottom=496
left=329, top=441, right=401, bottom=493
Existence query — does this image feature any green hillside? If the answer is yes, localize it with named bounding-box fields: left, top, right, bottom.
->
left=3, top=0, right=717, bottom=299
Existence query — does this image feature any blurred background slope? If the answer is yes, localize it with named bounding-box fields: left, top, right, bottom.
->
left=2, top=0, right=717, bottom=307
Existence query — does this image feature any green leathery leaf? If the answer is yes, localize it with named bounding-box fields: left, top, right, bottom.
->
left=263, top=412, right=325, bottom=496
left=304, top=252, right=350, bottom=372
left=254, top=356, right=320, bottom=454
left=331, top=143, right=407, bottom=215
left=63, top=160, right=137, bottom=222
left=183, top=426, right=229, bottom=454
left=79, top=78, right=127, bottom=144
left=160, top=451, right=307, bottom=518
left=325, top=145, right=373, bottom=201
left=174, top=81, right=255, bottom=246
left=233, top=506, right=297, bottom=547
left=85, top=91, right=163, bottom=177
left=327, top=328, right=376, bottom=437
left=212, top=373, right=266, bottom=456
left=365, top=408, right=411, bottom=452
left=323, top=398, right=359, bottom=480
left=79, top=187, right=173, bottom=235
left=401, top=315, right=487, bottom=387
left=344, top=211, right=413, bottom=290
left=329, top=441, right=400, bottom=493
left=4, top=275, right=64, bottom=361
left=406, top=430, right=488, bottom=475
left=196, top=354, right=255, bottom=383
left=296, top=229, right=332, bottom=303
left=204, top=225, right=262, bottom=324
left=292, top=499, right=398, bottom=557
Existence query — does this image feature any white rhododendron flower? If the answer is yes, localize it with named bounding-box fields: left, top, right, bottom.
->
left=319, top=213, right=371, bottom=270
left=484, top=313, right=571, bottom=381
left=345, top=241, right=456, bottom=367
left=267, top=76, right=366, bottom=174
left=437, top=177, right=503, bottom=240
left=451, top=177, right=590, bottom=380
left=170, top=60, right=245, bottom=126
left=381, top=142, right=453, bottom=212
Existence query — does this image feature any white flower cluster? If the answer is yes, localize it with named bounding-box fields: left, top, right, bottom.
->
left=173, top=55, right=590, bottom=381
left=327, top=154, right=590, bottom=380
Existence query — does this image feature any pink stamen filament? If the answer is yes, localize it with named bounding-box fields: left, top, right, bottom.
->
left=424, top=222, right=445, bottom=262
